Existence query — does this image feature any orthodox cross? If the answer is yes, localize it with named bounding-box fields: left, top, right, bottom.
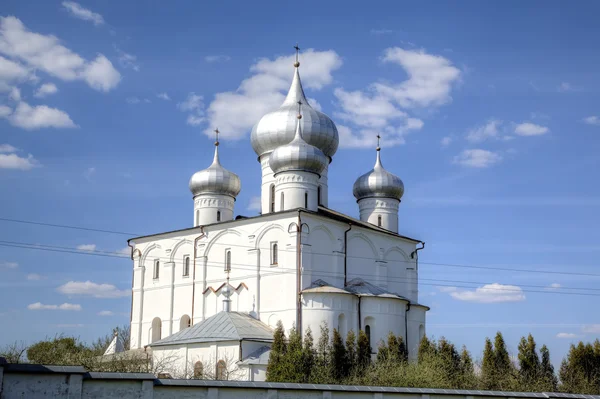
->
left=294, top=43, right=300, bottom=67
left=214, top=128, right=220, bottom=146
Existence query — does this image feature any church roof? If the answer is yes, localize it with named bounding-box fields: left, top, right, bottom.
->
left=149, top=312, right=273, bottom=347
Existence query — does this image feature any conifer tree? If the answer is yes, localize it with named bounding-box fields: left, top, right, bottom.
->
left=376, top=339, right=389, bottom=364
left=397, top=335, right=408, bottom=363
left=459, top=345, right=475, bottom=388
left=301, top=327, right=315, bottom=383
left=266, top=320, right=287, bottom=382
left=280, top=324, right=304, bottom=382
left=418, top=336, right=436, bottom=363
left=494, top=331, right=514, bottom=390
left=311, top=322, right=332, bottom=383
left=387, top=333, right=400, bottom=363
left=481, top=337, right=496, bottom=390
left=539, top=344, right=557, bottom=392
left=357, top=329, right=371, bottom=370
left=438, top=337, right=461, bottom=386
left=518, top=334, right=540, bottom=389
left=330, top=328, right=347, bottom=381
left=345, top=330, right=357, bottom=375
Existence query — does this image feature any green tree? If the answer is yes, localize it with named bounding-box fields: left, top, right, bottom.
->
left=518, top=334, right=541, bottom=390
left=459, top=345, right=476, bottom=389
left=345, top=330, right=357, bottom=374
left=387, top=333, right=400, bottom=363
left=330, top=328, right=347, bottom=381
left=376, top=338, right=389, bottom=364
left=279, top=324, right=304, bottom=382
left=357, top=329, right=371, bottom=370
left=539, top=344, right=557, bottom=391
left=397, top=335, right=408, bottom=363
left=311, top=322, right=332, bottom=383
left=559, top=341, right=600, bottom=394
left=418, top=336, right=436, bottom=363
left=494, top=331, right=515, bottom=390
left=438, top=337, right=461, bottom=386
left=481, top=337, right=496, bottom=390
left=301, top=327, right=315, bottom=383
left=27, top=336, right=90, bottom=366
left=266, top=320, right=287, bottom=382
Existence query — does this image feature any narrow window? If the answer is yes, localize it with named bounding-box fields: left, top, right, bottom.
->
left=153, top=260, right=160, bottom=279
left=280, top=192, right=284, bottom=211
left=195, top=210, right=199, bottom=226
left=180, top=314, right=191, bottom=331
left=365, top=325, right=371, bottom=347
left=183, top=256, right=190, bottom=276
left=377, top=215, right=382, bottom=227
left=318, top=186, right=322, bottom=206
left=193, top=361, right=203, bottom=379
left=216, top=360, right=227, bottom=380
left=271, top=243, right=278, bottom=265
left=216, top=210, right=221, bottom=222
left=151, top=317, right=162, bottom=343
left=304, top=192, right=308, bottom=208
left=225, top=250, right=231, bottom=272
left=270, top=184, right=275, bottom=213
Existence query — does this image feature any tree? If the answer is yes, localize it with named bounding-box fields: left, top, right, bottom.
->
left=311, top=322, right=332, bottom=383
left=518, top=334, right=541, bottom=390
left=459, top=345, right=475, bottom=388
left=330, top=328, right=347, bottom=381
left=481, top=337, right=496, bottom=390
left=438, top=337, right=461, bottom=385
left=0, top=341, right=28, bottom=364
left=301, top=327, right=315, bottom=383
left=418, top=336, right=436, bottom=363
left=494, top=331, right=515, bottom=390
left=559, top=341, right=600, bottom=394
left=27, top=336, right=91, bottom=366
left=387, top=333, right=400, bottom=363
left=345, top=330, right=357, bottom=374
left=540, top=344, right=557, bottom=391
left=266, top=320, right=287, bottom=382
left=279, top=324, right=304, bottom=382
left=397, top=335, right=408, bottom=363
left=357, top=329, right=371, bottom=370
left=376, top=339, right=389, bottom=364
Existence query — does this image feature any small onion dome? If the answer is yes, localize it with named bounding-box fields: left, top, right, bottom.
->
left=269, top=113, right=328, bottom=177
left=250, top=66, right=339, bottom=160
left=353, top=148, right=404, bottom=201
left=189, top=143, right=241, bottom=198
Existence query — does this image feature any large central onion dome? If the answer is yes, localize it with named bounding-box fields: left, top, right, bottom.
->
left=269, top=107, right=328, bottom=177
left=189, top=138, right=241, bottom=198
left=250, top=59, right=339, bottom=160
left=353, top=143, right=404, bottom=201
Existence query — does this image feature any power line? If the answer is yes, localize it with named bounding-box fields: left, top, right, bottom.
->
left=0, top=217, right=136, bottom=236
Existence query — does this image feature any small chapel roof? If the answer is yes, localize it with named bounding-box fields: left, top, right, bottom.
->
left=150, top=312, right=273, bottom=347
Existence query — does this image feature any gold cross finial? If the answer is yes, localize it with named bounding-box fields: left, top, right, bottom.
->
left=376, top=134, right=381, bottom=151
left=294, top=43, right=300, bottom=67
left=297, top=100, right=303, bottom=119
left=214, top=128, right=220, bottom=146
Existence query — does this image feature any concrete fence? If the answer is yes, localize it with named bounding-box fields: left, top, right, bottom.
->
left=1, top=361, right=599, bottom=399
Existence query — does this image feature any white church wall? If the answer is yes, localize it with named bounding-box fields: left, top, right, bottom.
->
left=407, top=305, right=427, bottom=361
left=302, top=292, right=357, bottom=339
left=361, top=297, right=407, bottom=352
left=303, top=224, right=344, bottom=288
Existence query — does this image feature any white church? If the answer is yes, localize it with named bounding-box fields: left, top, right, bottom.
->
left=127, top=48, right=428, bottom=381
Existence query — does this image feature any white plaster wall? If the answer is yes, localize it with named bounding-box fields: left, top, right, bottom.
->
left=357, top=198, right=400, bottom=233
left=407, top=305, right=427, bottom=361
left=360, top=297, right=407, bottom=351
left=260, top=155, right=275, bottom=215
left=302, top=292, right=357, bottom=339
left=193, top=194, right=235, bottom=226
left=274, top=171, right=319, bottom=212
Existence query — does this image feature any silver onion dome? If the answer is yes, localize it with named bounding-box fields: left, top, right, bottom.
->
left=353, top=145, right=404, bottom=201
left=269, top=109, right=328, bottom=177
left=250, top=61, right=339, bottom=160
left=189, top=137, right=241, bottom=198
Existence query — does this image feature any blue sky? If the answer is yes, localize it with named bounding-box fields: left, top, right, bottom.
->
left=1, top=0, right=600, bottom=367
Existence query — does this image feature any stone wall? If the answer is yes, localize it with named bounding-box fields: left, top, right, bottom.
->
left=2, top=361, right=599, bottom=399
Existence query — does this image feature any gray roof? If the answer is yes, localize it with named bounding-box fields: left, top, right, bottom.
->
left=345, top=278, right=409, bottom=300
left=150, top=312, right=273, bottom=347
left=239, top=345, right=271, bottom=366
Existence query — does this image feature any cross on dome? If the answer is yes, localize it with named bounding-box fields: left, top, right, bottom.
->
left=214, top=128, right=220, bottom=146
left=294, top=43, right=300, bottom=67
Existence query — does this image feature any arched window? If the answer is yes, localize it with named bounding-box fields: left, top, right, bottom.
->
left=280, top=192, right=284, bottom=211
left=225, top=250, right=231, bottom=272
left=193, top=361, right=203, bottom=379
left=183, top=256, right=190, bottom=277
left=270, top=184, right=275, bottom=213
left=304, top=192, right=308, bottom=208
left=216, top=210, right=221, bottom=222
left=151, top=317, right=162, bottom=343
left=195, top=210, right=199, bottom=226
left=216, top=360, right=227, bottom=380
left=365, top=324, right=371, bottom=348
left=180, top=314, right=191, bottom=331
left=338, top=313, right=346, bottom=337
left=377, top=215, right=382, bottom=227
left=153, top=260, right=160, bottom=279
left=318, top=186, right=322, bottom=206
left=419, top=324, right=425, bottom=341
left=271, top=243, right=278, bottom=265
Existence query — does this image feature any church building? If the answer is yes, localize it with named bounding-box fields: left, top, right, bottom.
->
left=127, top=48, right=428, bottom=381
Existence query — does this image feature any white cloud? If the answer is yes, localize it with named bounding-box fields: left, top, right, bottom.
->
left=57, top=280, right=129, bottom=298
left=26, top=273, right=44, bottom=280
left=1, top=261, right=18, bottom=269
left=447, top=283, right=526, bottom=303
left=558, top=82, right=572, bottom=92
left=0, top=153, right=38, bottom=170
left=370, top=29, right=393, bottom=35
left=179, top=92, right=205, bottom=126
left=115, top=47, right=139, bottom=72
left=9, top=86, right=21, bottom=101
left=98, top=310, right=114, bottom=316
left=0, top=144, right=17, bottom=153
left=583, top=116, right=600, bottom=126
left=0, top=17, right=120, bottom=91
left=440, top=136, right=453, bottom=147
left=547, top=283, right=561, bottom=290
left=206, top=49, right=342, bottom=140
left=556, top=332, right=579, bottom=339
left=34, top=82, right=58, bottom=98
left=466, top=120, right=501, bottom=143
left=126, top=97, right=140, bottom=104
left=28, top=302, right=81, bottom=311
left=453, top=149, right=502, bottom=168
left=337, top=48, right=459, bottom=148
left=514, top=122, right=549, bottom=136
left=76, top=244, right=96, bottom=251
left=0, top=105, right=12, bottom=118
left=62, top=1, right=104, bottom=26
left=582, top=324, right=600, bottom=334
left=115, top=247, right=130, bottom=256
left=156, top=92, right=170, bottom=101
left=4, top=101, right=76, bottom=130
left=438, top=286, right=458, bottom=293
left=205, top=55, right=231, bottom=63
left=247, top=196, right=261, bottom=212
left=0, top=55, right=30, bottom=83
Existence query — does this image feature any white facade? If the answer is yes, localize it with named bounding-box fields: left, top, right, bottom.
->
left=126, top=50, right=427, bottom=380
